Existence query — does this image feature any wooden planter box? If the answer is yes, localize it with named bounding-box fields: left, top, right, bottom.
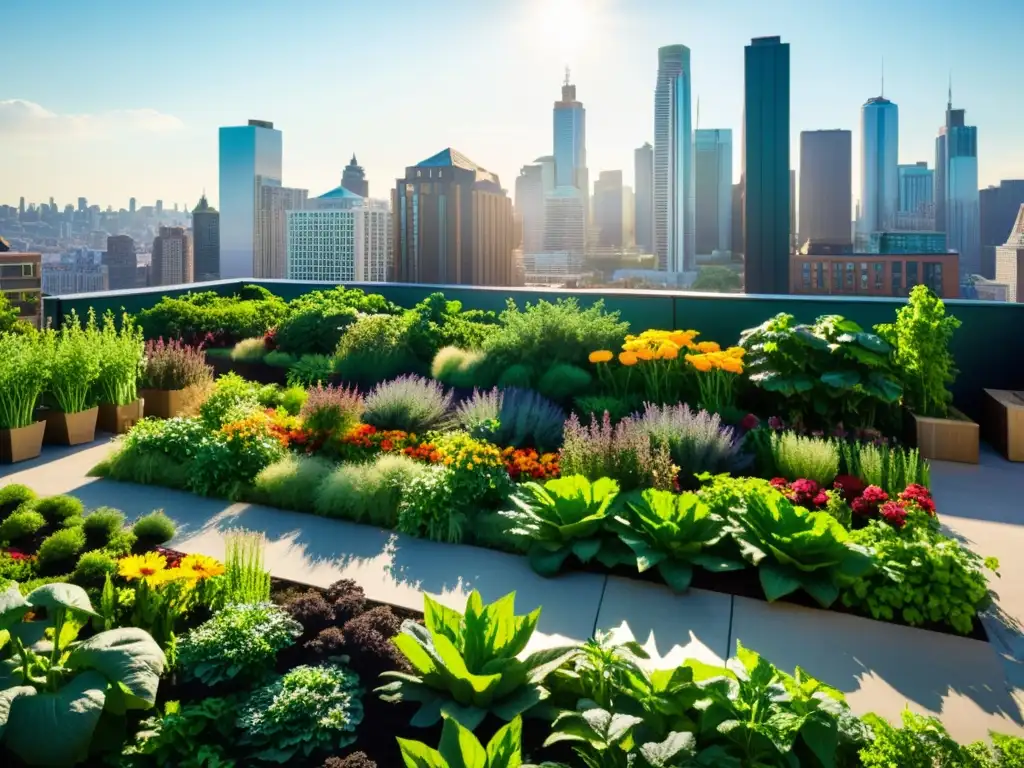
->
left=140, top=388, right=186, bottom=420
left=912, top=409, right=980, bottom=464
left=97, top=400, right=143, bottom=434
left=42, top=406, right=98, bottom=446
left=0, top=420, right=46, bottom=464
left=983, top=389, right=1024, bottom=462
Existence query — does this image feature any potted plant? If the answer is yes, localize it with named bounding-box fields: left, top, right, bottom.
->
left=0, top=331, right=51, bottom=463
left=140, top=338, right=214, bottom=419
left=94, top=310, right=146, bottom=434
left=875, top=285, right=977, bottom=463
left=40, top=312, right=102, bottom=445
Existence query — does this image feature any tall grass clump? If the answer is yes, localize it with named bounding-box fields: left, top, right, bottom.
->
left=431, top=346, right=486, bottom=388
left=230, top=337, right=269, bottom=362
left=94, top=310, right=145, bottom=406
left=314, top=454, right=428, bottom=528
left=841, top=441, right=930, bottom=496
left=493, top=387, right=565, bottom=453
left=222, top=529, right=272, bottom=605
left=770, top=431, right=840, bottom=485
left=141, top=338, right=213, bottom=390
left=560, top=412, right=675, bottom=491
left=300, top=383, right=364, bottom=434
left=251, top=455, right=335, bottom=513
left=632, top=403, right=743, bottom=487
left=454, top=387, right=501, bottom=437
left=363, top=375, right=453, bottom=433
left=0, top=331, right=51, bottom=430
left=47, top=311, right=101, bottom=414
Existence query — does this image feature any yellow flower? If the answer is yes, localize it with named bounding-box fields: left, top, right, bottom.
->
left=669, top=330, right=699, bottom=348
left=618, top=351, right=638, bottom=366
left=686, top=354, right=714, bottom=373
left=657, top=343, right=679, bottom=360
left=635, top=348, right=654, bottom=361
left=589, top=350, right=614, bottom=364
left=697, top=341, right=721, bottom=354
left=118, top=552, right=167, bottom=584
left=719, top=358, right=744, bottom=374
left=177, top=553, right=226, bottom=581
left=726, top=346, right=746, bottom=359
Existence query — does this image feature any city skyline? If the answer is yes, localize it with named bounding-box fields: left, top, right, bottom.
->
left=4, top=0, right=1024, bottom=213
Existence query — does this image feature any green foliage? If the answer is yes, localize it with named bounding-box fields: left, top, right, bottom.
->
left=286, top=354, right=335, bottom=388
left=631, top=403, right=742, bottom=487
left=94, top=310, right=146, bottom=406
left=771, top=431, right=840, bottom=485
left=493, top=387, right=565, bottom=453
left=692, top=264, right=742, bottom=292
left=0, top=551, right=35, bottom=582
left=122, top=416, right=215, bottom=464
left=398, top=714, right=526, bottom=768
left=0, top=582, right=166, bottom=766
left=190, top=424, right=285, bottom=498
left=277, top=384, right=308, bottom=416
left=90, top=442, right=193, bottom=490
left=0, top=508, right=46, bottom=542
left=82, top=507, right=128, bottom=548
left=560, top=412, right=676, bottom=492
left=238, top=663, right=364, bottom=763
left=263, top=349, right=296, bottom=368
left=141, top=337, right=213, bottom=390
left=504, top=475, right=621, bottom=576
left=315, top=454, right=428, bottom=527
left=32, top=493, right=85, bottom=525
left=497, top=363, right=534, bottom=389
left=363, top=375, right=454, bottom=433
left=844, top=513, right=998, bottom=634
left=300, top=383, right=364, bottom=434
left=406, top=292, right=499, bottom=363
left=397, top=464, right=468, bottom=544
left=36, top=525, right=87, bottom=574
left=613, top=490, right=743, bottom=592
left=731, top=485, right=875, bottom=607
left=123, top=697, right=239, bottom=768
left=221, top=529, right=272, bottom=606
left=454, top=387, right=502, bottom=438
left=538, top=363, right=592, bottom=403
left=200, top=373, right=261, bottom=429
left=132, top=510, right=177, bottom=547
left=333, top=313, right=420, bottom=386
left=0, top=483, right=36, bottom=518
left=432, top=345, right=487, bottom=388
left=251, top=454, right=335, bottom=513
left=47, top=310, right=102, bottom=413
left=377, top=590, right=575, bottom=730
left=177, top=602, right=302, bottom=687
left=137, top=289, right=289, bottom=345
left=231, top=336, right=269, bottom=362
left=277, top=285, right=397, bottom=356
left=72, top=549, right=119, bottom=587
left=574, top=395, right=637, bottom=424
left=0, top=330, right=51, bottom=429
left=105, top=527, right=138, bottom=558
left=841, top=440, right=930, bottom=496
left=859, top=709, right=1022, bottom=767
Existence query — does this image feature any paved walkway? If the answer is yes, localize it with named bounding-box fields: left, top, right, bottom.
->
left=3, top=441, right=1023, bottom=742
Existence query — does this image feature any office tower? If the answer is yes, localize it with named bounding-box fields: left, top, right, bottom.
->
left=42, top=250, right=109, bottom=295
left=553, top=71, right=588, bottom=194
left=593, top=170, right=625, bottom=248
left=129, top=197, right=136, bottom=214
left=0, top=251, right=41, bottom=327
left=654, top=45, right=694, bottom=272
left=255, top=185, right=308, bottom=279
left=622, top=186, right=635, bottom=247
left=342, top=154, right=369, bottom=197
left=898, top=162, right=934, bottom=214
left=790, top=170, right=796, bottom=251
left=104, top=235, right=137, bottom=290
left=287, top=187, right=391, bottom=282
left=935, top=96, right=979, bottom=283
left=49, top=197, right=55, bottom=210
left=798, top=130, right=851, bottom=245
left=77, top=197, right=87, bottom=213
left=219, top=119, right=284, bottom=278
left=392, top=148, right=514, bottom=286
left=743, top=36, right=790, bottom=294
left=192, top=194, right=221, bottom=281
left=731, top=182, right=744, bottom=256
left=515, top=162, right=546, bottom=254
left=156, top=200, right=163, bottom=216
left=543, top=187, right=587, bottom=255
left=634, top=142, right=654, bottom=253
left=18, top=197, right=24, bottom=217
left=152, top=226, right=193, bottom=286
left=980, top=180, right=1024, bottom=279
left=859, top=96, right=899, bottom=240
left=694, top=129, right=732, bottom=256
left=995, top=204, right=1024, bottom=302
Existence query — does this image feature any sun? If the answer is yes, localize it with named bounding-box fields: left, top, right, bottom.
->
left=533, top=0, right=599, bottom=60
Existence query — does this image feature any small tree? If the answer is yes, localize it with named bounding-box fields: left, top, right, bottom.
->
left=692, top=265, right=742, bottom=292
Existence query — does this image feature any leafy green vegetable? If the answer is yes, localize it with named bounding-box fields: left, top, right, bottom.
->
left=123, top=697, right=238, bottom=768
left=397, top=713, right=525, bottom=768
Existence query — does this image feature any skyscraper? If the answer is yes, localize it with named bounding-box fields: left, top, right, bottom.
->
left=743, top=36, right=790, bottom=294
left=898, top=162, right=934, bottom=215
left=129, top=197, right=136, bottom=214
left=798, top=130, right=851, bottom=245
left=152, top=227, right=193, bottom=286
left=859, top=96, right=899, bottom=241
left=995, top=204, right=1024, bottom=302
left=192, top=194, right=221, bottom=281
left=515, top=162, right=546, bottom=255
left=255, top=185, right=308, bottom=279
left=980, top=180, right=1024, bottom=279
left=219, top=119, right=283, bottom=278
left=593, top=170, right=625, bottom=248
left=392, top=148, right=514, bottom=286
left=553, top=71, right=587, bottom=194
left=936, top=96, right=979, bottom=283
left=104, top=235, right=137, bottom=290
left=654, top=45, right=694, bottom=273
left=342, top=155, right=369, bottom=197
left=634, top=142, right=654, bottom=253
left=543, top=187, right=587, bottom=256
left=694, top=129, right=732, bottom=256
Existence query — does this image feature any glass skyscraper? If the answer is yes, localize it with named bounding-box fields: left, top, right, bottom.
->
left=946, top=113, right=979, bottom=282
left=634, top=142, right=654, bottom=254
left=897, top=162, right=934, bottom=214
left=218, top=119, right=282, bottom=279
left=552, top=73, right=587, bottom=193
left=859, top=97, right=899, bottom=241
left=654, top=45, right=694, bottom=273
left=694, top=129, right=732, bottom=256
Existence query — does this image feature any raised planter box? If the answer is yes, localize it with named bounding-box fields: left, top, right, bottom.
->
left=42, top=406, right=98, bottom=446
left=140, top=388, right=186, bottom=420
left=0, top=420, right=46, bottom=464
left=912, top=408, right=980, bottom=464
left=98, top=400, right=143, bottom=434
left=983, top=389, right=1024, bottom=462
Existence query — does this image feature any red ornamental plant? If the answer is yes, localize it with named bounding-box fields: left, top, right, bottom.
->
left=403, top=443, right=444, bottom=464
left=770, top=477, right=828, bottom=510
left=832, top=474, right=867, bottom=502
left=852, top=485, right=888, bottom=517
left=263, top=327, right=278, bottom=351
left=501, top=447, right=560, bottom=482
left=879, top=501, right=909, bottom=528
left=2, top=547, right=33, bottom=562
left=898, top=483, right=936, bottom=515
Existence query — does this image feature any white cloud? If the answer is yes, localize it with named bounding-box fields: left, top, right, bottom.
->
left=0, top=99, right=183, bottom=138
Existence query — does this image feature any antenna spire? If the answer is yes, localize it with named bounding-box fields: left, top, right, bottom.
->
left=880, top=56, right=884, bottom=98
left=564, top=66, right=570, bottom=87
left=948, top=72, right=952, bottom=109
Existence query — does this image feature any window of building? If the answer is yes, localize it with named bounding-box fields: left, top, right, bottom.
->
left=891, top=261, right=902, bottom=296
left=845, top=262, right=854, bottom=290
left=832, top=262, right=841, bottom=291
left=860, top=263, right=868, bottom=291
left=816, top=262, right=824, bottom=289
left=22, top=263, right=35, bottom=277
left=801, top=262, right=810, bottom=288
left=874, top=262, right=884, bottom=290
left=907, top=261, right=919, bottom=290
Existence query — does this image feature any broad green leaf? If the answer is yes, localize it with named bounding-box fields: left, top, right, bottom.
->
left=432, top=634, right=502, bottom=701
left=523, top=646, right=577, bottom=683
left=800, top=575, right=842, bottom=608
left=801, top=716, right=840, bottom=768
left=489, top=682, right=547, bottom=721
left=571, top=538, right=602, bottom=563
left=487, top=716, right=524, bottom=768
left=0, top=685, right=34, bottom=741
left=759, top=562, right=803, bottom=602
left=528, top=546, right=570, bottom=576
left=438, top=714, right=487, bottom=768
left=397, top=737, right=448, bottom=768
left=657, top=560, right=694, bottom=593
left=639, top=731, right=697, bottom=766
left=424, top=593, right=464, bottom=648
left=438, top=700, right=488, bottom=731
left=820, top=370, right=860, bottom=390
left=0, top=585, right=30, bottom=631
left=500, top=605, right=540, bottom=661
left=65, top=627, right=166, bottom=709
left=589, top=708, right=644, bottom=745
left=395, top=628, right=440, bottom=676
left=27, top=583, right=98, bottom=618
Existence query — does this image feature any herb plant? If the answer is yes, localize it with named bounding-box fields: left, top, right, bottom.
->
left=493, top=387, right=566, bottom=453
left=220, top=529, right=273, bottom=606
left=840, top=440, right=929, bottom=496
left=141, top=337, right=213, bottom=390
left=770, top=431, right=840, bottom=485
left=0, top=331, right=51, bottom=430
left=94, top=310, right=146, bottom=406
left=47, top=311, right=101, bottom=413
left=397, top=714, right=526, bottom=768
left=560, top=412, right=676, bottom=492
left=124, top=697, right=238, bottom=768
left=631, top=403, right=742, bottom=487
left=300, top=383, right=364, bottom=434
left=363, top=374, right=454, bottom=433
left=859, top=709, right=1024, bottom=767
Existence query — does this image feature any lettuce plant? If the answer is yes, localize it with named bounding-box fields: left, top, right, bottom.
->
left=397, top=713, right=526, bottom=768
left=503, top=475, right=622, bottom=576
left=376, top=590, right=575, bottom=730
left=731, top=486, right=875, bottom=607
left=613, top=489, right=744, bottom=593
left=0, top=583, right=166, bottom=766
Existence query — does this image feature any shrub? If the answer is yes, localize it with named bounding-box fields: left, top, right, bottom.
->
left=264, top=349, right=297, bottom=368
left=0, top=551, right=35, bottom=582
left=121, top=416, right=215, bottom=464
left=300, top=383, right=364, bottom=434
left=396, top=464, right=467, bottom=543
left=363, top=375, right=453, bottom=433
left=454, top=387, right=501, bottom=438
left=497, top=363, right=533, bottom=389
left=137, top=290, right=288, bottom=345
left=560, top=412, right=675, bottom=492
left=315, top=454, right=428, bottom=527
left=133, top=510, right=176, bottom=547
left=141, top=338, right=213, bottom=390
left=90, top=447, right=193, bottom=490
left=105, top=528, right=138, bottom=557
left=537, top=363, right=592, bottom=403
left=275, top=304, right=360, bottom=357
left=0, top=508, right=46, bottom=542
left=36, top=526, right=87, bottom=574
left=431, top=345, right=486, bottom=388
left=333, top=313, right=419, bottom=386
left=771, top=432, right=840, bottom=486
left=32, top=494, right=85, bottom=525
left=255, top=383, right=282, bottom=409
left=406, top=292, right=499, bottom=363
left=251, top=455, right=334, bottom=513
left=574, top=394, right=636, bottom=423
left=283, top=589, right=336, bottom=640
left=278, top=385, right=309, bottom=416
left=200, top=373, right=261, bottom=429
left=493, top=387, right=565, bottom=453
left=632, top=403, right=743, bottom=488
left=287, top=354, right=335, bottom=388
left=860, top=709, right=1024, bottom=767
left=47, top=310, right=101, bottom=414
left=72, top=549, right=119, bottom=587
left=0, top=484, right=36, bottom=518
left=323, top=753, right=376, bottom=768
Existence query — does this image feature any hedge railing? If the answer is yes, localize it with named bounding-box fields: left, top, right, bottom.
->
left=42, top=280, right=1024, bottom=419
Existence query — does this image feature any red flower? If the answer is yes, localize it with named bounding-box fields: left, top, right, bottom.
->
left=879, top=501, right=908, bottom=528
left=898, top=484, right=936, bottom=515
left=852, top=485, right=888, bottom=517
left=767, top=416, right=785, bottom=431
left=770, top=477, right=789, bottom=490
left=833, top=475, right=866, bottom=502
left=812, top=492, right=829, bottom=507
left=790, top=479, right=820, bottom=496
left=740, top=413, right=760, bottom=431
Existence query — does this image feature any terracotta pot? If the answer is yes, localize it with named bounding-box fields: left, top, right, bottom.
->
left=0, top=420, right=46, bottom=464
left=141, top=388, right=186, bottom=420
left=911, top=408, right=979, bottom=464
left=97, top=400, right=143, bottom=434
left=42, top=406, right=99, bottom=446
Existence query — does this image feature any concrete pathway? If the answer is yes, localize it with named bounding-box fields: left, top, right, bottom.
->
left=2, top=441, right=1023, bottom=741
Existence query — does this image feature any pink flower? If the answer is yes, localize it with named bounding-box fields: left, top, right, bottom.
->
left=768, top=416, right=785, bottom=431
left=852, top=485, right=888, bottom=517
left=790, top=478, right=820, bottom=496
left=770, top=477, right=789, bottom=490
left=879, top=501, right=908, bottom=528
left=740, top=413, right=760, bottom=431
left=833, top=474, right=866, bottom=501
left=898, top=484, right=936, bottom=515
left=812, top=492, right=829, bottom=507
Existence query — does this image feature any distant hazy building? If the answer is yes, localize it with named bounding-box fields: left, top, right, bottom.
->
left=743, top=36, right=790, bottom=294
left=0, top=251, right=41, bottom=327
left=593, top=170, right=625, bottom=248
left=254, top=185, right=307, bottom=279
left=219, top=119, right=282, bottom=279
left=104, top=235, right=137, bottom=290
left=980, top=180, right=1024, bottom=279
left=654, top=45, right=695, bottom=272
left=866, top=231, right=947, bottom=254
left=995, top=204, right=1024, bottom=302
left=694, top=129, right=732, bottom=257
left=731, top=182, right=744, bottom=256
left=42, top=254, right=108, bottom=295
left=543, top=187, right=587, bottom=256
left=859, top=96, right=899, bottom=241
left=192, top=195, right=220, bottom=281
left=799, top=130, right=851, bottom=245
left=392, top=148, right=514, bottom=286
left=935, top=94, right=980, bottom=282
left=152, top=226, right=193, bottom=286
left=515, top=162, right=546, bottom=255
left=342, top=155, right=369, bottom=198
left=634, top=142, right=654, bottom=253
left=553, top=72, right=588, bottom=198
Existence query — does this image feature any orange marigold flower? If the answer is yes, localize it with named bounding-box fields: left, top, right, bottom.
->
left=589, top=350, right=614, bottom=364
left=619, top=351, right=638, bottom=366
left=697, top=341, right=721, bottom=353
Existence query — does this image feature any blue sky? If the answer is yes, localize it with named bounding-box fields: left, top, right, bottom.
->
left=3, top=0, right=1023, bottom=212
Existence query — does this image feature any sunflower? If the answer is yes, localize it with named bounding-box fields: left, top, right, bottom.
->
left=176, top=553, right=226, bottom=581
left=118, top=552, right=168, bottom=584
left=588, top=350, right=614, bottom=364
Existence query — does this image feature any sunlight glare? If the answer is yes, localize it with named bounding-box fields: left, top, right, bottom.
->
left=534, top=0, right=597, bottom=61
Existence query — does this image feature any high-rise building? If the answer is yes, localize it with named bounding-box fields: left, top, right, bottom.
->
left=77, top=197, right=87, bottom=213
left=515, top=162, right=546, bottom=255
left=104, top=235, right=137, bottom=290
left=342, top=154, right=369, bottom=197
left=731, top=182, right=744, bottom=256
left=156, top=200, right=163, bottom=216
left=543, top=187, right=587, bottom=255
left=935, top=96, right=979, bottom=283
left=129, top=197, right=136, bottom=214
left=622, top=185, right=635, bottom=248
left=192, top=194, right=221, bottom=281
left=219, top=119, right=283, bottom=278
left=593, top=170, right=625, bottom=248
left=799, top=130, right=851, bottom=245
left=743, top=36, right=790, bottom=294
left=42, top=251, right=109, bottom=295
left=152, top=226, right=193, bottom=286
left=287, top=186, right=391, bottom=282
left=898, top=162, right=934, bottom=214
left=255, top=185, right=308, bottom=279
left=654, top=45, right=695, bottom=273
left=392, top=148, right=514, bottom=286
left=694, top=129, right=732, bottom=257
left=859, top=96, right=899, bottom=240
left=18, top=197, right=25, bottom=217
left=634, top=142, right=654, bottom=254
left=995, top=204, right=1024, bottom=302
left=980, top=180, right=1024, bottom=279
left=553, top=71, right=588, bottom=194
